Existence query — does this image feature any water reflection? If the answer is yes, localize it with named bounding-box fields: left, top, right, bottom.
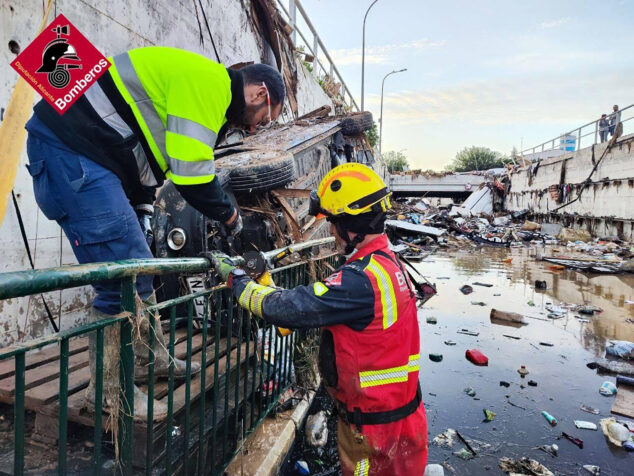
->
left=417, top=246, right=634, bottom=357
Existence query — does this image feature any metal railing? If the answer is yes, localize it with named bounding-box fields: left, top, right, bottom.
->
left=277, top=0, right=360, bottom=111
left=0, top=254, right=336, bottom=475
left=520, top=103, right=633, bottom=160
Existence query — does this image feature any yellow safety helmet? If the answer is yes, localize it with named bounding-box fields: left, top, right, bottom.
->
left=309, top=163, right=391, bottom=218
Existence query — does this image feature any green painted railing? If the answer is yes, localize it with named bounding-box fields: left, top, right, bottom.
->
left=0, top=254, right=335, bottom=475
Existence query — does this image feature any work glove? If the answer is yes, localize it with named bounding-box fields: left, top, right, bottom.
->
left=135, top=204, right=154, bottom=247
left=221, top=212, right=243, bottom=237
left=208, top=252, right=238, bottom=282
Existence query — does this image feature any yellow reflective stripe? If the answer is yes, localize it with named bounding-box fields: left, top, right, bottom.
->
left=238, top=281, right=275, bottom=318
left=409, top=353, right=420, bottom=372
left=313, top=282, right=329, bottom=296
left=359, top=353, right=419, bottom=388
left=354, top=458, right=369, bottom=476
left=366, top=257, right=397, bottom=329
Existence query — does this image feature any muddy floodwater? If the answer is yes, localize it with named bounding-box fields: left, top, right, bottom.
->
left=282, top=245, right=633, bottom=476
left=416, top=246, right=633, bottom=475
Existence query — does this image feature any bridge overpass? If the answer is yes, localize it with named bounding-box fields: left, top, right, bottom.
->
left=389, top=173, right=488, bottom=199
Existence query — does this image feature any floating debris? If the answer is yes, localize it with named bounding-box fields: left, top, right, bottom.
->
left=429, top=353, right=443, bottom=362
left=605, top=340, right=634, bottom=360
left=535, top=280, right=548, bottom=289
left=464, top=387, right=476, bottom=397
left=473, top=282, right=493, bottom=287
left=305, top=411, right=328, bottom=447
left=599, top=381, right=617, bottom=396
left=580, top=404, right=600, bottom=415
left=599, top=417, right=631, bottom=446
left=528, top=380, right=538, bottom=387
left=539, top=342, right=554, bottom=347
left=541, top=411, right=557, bottom=426
left=471, top=301, right=487, bottom=306
left=460, top=285, right=474, bottom=295
left=537, top=443, right=558, bottom=457
left=465, top=349, right=489, bottom=366
left=561, top=432, right=584, bottom=449
left=574, top=420, right=598, bottom=431
left=582, top=465, right=600, bottom=475
left=433, top=428, right=457, bottom=448
left=444, top=340, right=457, bottom=346
left=426, top=316, right=438, bottom=324
left=491, top=309, right=528, bottom=325
left=518, top=365, right=529, bottom=377
left=453, top=448, right=475, bottom=460
left=499, top=457, right=553, bottom=476
left=483, top=409, right=496, bottom=422
left=294, top=460, right=310, bottom=475
left=499, top=381, right=510, bottom=388
left=457, top=329, right=479, bottom=336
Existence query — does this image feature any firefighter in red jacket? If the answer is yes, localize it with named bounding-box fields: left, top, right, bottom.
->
left=213, top=163, right=428, bottom=475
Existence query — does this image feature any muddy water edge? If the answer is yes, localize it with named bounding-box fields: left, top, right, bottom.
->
left=281, top=246, right=633, bottom=475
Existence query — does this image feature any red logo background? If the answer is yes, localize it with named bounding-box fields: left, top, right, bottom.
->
left=10, top=14, right=110, bottom=114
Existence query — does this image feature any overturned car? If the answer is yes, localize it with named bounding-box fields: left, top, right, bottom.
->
left=151, top=111, right=378, bottom=306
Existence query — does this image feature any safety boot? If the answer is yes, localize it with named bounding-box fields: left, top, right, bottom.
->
left=85, top=306, right=168, bottom=422
left=134, top=295, right=201, bottom=383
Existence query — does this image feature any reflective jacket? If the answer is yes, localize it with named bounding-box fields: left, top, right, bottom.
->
left=231, top=235, right=421, bottom=414
left=32, top=47, right=239, bottom=219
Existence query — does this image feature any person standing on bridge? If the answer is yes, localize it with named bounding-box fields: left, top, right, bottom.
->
left=24, top=46, right=285, bottom=419
left=599, top=114, right=609, bottom=143
left=213, top=164, right=428, bottom=474
left=609, top=104, right=621, bottom=138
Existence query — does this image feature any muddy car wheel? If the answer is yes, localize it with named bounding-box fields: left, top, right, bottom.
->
left=216, top=149, right=296, bottom=193
left=340, top=111, right=374, bottom=135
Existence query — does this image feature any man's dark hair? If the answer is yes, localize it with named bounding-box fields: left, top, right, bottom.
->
left=241, top=63, right=286, bottom=105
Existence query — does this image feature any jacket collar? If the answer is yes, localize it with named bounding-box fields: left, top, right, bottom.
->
left=345, top=234, right=390, bottom=264
left=225, top=68, right=246, bottom=124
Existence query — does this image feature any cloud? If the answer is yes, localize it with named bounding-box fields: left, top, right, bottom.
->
left=365, top=68, right=632, bottom=128
left=327, top=38, right=445, bottom=66
left=540, top=17, right=570, bottom=29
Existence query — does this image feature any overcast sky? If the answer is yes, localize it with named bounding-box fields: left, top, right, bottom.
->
left=298, top=0, right=633, bottom=170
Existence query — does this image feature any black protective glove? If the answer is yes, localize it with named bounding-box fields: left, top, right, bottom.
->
left=135, top=204, right=154, bottom=247
left=221, top=212, right=243, bottom=237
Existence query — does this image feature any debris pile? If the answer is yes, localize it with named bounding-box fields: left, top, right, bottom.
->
left=386, top=195, right=634, bottom=274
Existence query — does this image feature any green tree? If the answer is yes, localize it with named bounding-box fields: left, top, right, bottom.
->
left=383, top=150, right=409, bottom=173
left=365, top=122, right=378, bottom=148
left=446, top=146, right=506, bottom=172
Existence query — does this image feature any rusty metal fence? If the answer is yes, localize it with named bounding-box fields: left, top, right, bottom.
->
left=0, top=254, right=335, bottom=475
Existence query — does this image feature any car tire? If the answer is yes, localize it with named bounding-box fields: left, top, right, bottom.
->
left=340, top=111, right=374, bottom=135
left=216, top=149, right=296, bottom=193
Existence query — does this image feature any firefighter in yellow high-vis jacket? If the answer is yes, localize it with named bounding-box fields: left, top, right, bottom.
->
left=25, top=47, right=286, bottom=420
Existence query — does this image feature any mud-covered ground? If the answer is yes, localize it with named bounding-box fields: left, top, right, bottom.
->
left=281, top=246, right=634, bottom=475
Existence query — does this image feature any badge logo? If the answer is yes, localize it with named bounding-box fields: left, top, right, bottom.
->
left=10, top=14, right=110, bottom=114
left=324, top=271, right=343, bottom=287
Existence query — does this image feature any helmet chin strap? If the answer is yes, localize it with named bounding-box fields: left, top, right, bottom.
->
left=335, top=222, right=366, bottom=255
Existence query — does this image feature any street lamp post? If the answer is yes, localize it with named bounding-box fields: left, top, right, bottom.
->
left=361, top=0, right=380, bottom=111
left=379, top=68, right=406, bottom=154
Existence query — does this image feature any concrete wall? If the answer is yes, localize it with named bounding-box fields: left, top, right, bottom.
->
left=0, top=0, right=334, bottom=346
left=505, top=134, right=634, bottom=240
